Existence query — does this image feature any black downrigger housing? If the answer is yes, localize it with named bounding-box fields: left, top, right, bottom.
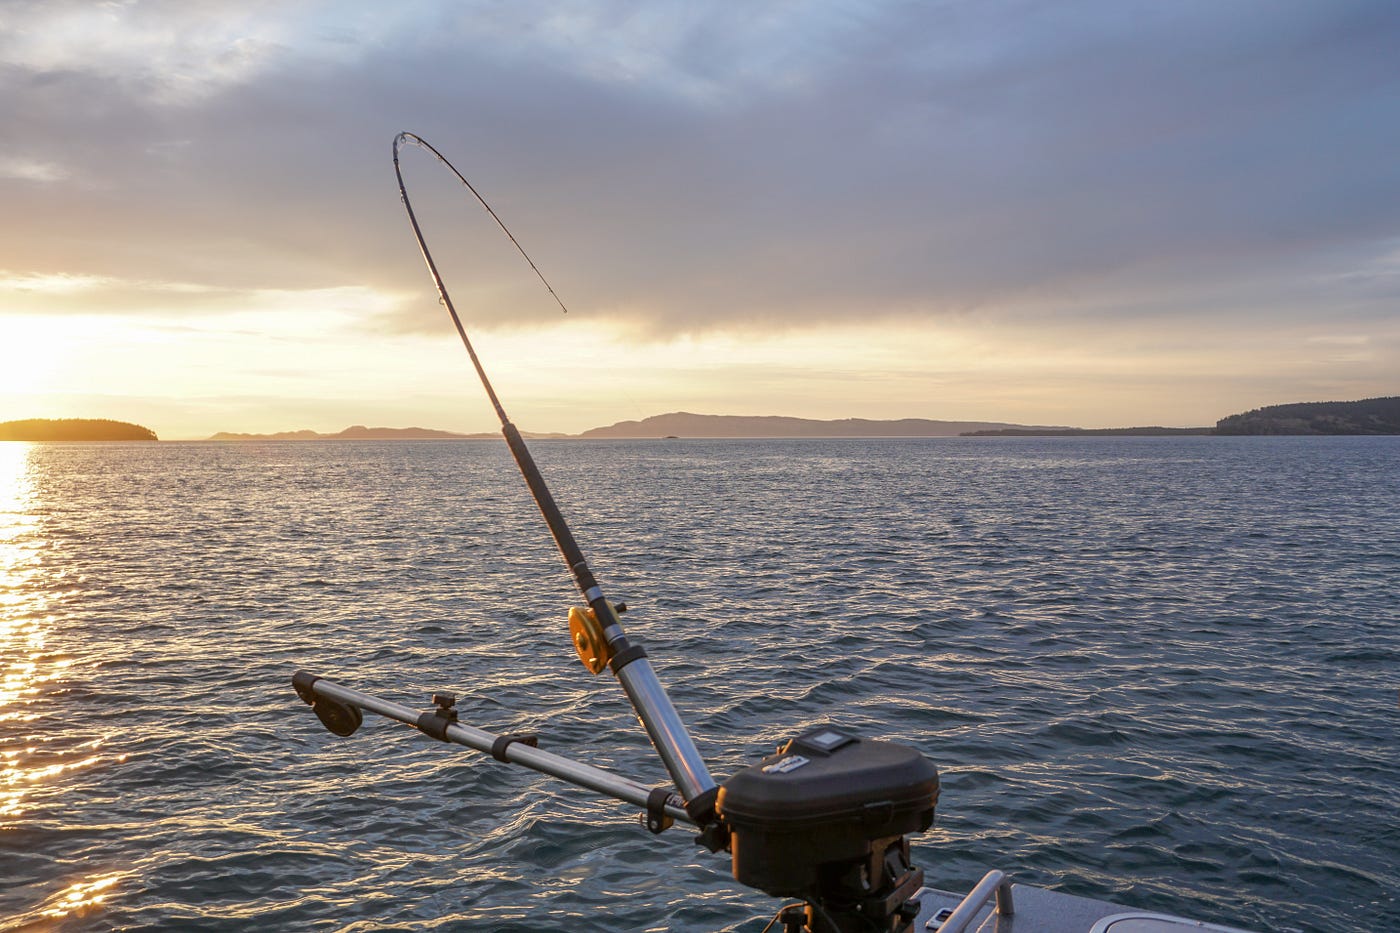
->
left=716, top=727, right=940, bottom=933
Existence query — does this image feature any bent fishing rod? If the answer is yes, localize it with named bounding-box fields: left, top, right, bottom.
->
left=292, top=134, right=941, bottom=933
left=387, top=131, right=718, bottom=823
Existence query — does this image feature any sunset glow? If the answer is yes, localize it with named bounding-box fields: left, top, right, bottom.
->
left=1, top=3, right=1397, bottom=437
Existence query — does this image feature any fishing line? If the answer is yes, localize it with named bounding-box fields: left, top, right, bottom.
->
left=395, top=132, right=568, bottom=316
left=393, top=132, right=656, bottom=434
left=392, top=131, right=568, bottom=424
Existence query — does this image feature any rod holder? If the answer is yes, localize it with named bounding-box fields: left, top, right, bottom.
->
left=292, top=671, right=693, bottom=826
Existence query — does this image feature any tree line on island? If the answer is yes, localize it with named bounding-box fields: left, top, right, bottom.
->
left=0, top=418, right=158, bottom=441
left=1211, top=396, right=1400, bottom=435
left=3, top=396, right=1396, bottom=442
left=960, top=396, right=1400, bottom=436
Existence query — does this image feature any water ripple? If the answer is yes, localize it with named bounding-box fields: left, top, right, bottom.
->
left=0, top=437, right=1396, bottom=931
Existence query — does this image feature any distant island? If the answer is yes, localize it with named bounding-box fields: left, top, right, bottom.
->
left=963, top=425, right=1215, bottom=437
left=211, top=415, right=1069, bottom=441
left=14, top=397, right=1395, bottom=445
left=209, top=425, right=478, bottom=441
left=578, top=412, right=1072, bottom=438
left=208, top=424, right=568, bottom=441
left=202, top=395, right=1400, bottom=441
left=963, top=426, right=1215, bottom=437
left=0, top=418, right=158, bottom=441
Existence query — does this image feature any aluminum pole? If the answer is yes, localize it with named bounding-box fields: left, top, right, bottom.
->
left=304, top=675, right=692, bottom=825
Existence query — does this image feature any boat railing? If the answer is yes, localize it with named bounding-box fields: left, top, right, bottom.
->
left=936, top=869, right=1015, bottom=932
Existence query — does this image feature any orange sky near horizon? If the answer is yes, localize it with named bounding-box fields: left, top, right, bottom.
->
left=4, top=303, right=1389, bottom=439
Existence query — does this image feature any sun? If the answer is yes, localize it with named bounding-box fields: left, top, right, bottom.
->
left=0, top=315, right=63, bottom=396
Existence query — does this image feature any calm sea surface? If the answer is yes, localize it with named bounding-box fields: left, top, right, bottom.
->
left=0, top=437, right=1396, bottom=932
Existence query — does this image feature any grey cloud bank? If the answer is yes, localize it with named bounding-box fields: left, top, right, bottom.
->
left=2, top=0, right=1398, bottom=343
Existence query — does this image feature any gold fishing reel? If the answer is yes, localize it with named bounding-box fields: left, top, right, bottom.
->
left=568, top=604, right=616, bottom=675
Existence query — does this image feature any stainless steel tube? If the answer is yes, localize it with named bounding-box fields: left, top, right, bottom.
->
left=613, top=656, right=716, bottom=802
left=307, top=676, right=692, bottom=825
left=939, top=869, right=1015, bottom=933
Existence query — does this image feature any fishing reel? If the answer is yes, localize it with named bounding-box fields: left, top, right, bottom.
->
left=715, top=727, right=939, bottom=933
left=568, top=602, right=620, bottom=674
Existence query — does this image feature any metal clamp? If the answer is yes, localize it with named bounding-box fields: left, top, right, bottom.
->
left=645, top=787, right=676, bottom=834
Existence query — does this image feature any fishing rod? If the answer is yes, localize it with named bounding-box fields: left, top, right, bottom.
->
left=292, top=133, right=944, bottom=933
left=387, top=130, right=719, bottom=823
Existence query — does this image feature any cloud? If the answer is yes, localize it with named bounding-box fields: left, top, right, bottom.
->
left=0, top=0, right=1397, bottom=341
left=0, top=0, right=374, bottom=104
left=0, top=269, right=405, bottom=319
left=0, top=153, right=68, bottom=182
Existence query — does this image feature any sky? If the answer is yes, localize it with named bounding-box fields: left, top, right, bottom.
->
left=1, top=0, right=1397, bottom=438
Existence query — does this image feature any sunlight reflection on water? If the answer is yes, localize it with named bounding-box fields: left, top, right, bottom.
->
left=5, top=870, right=134, bottom=929
left=1, top=445, right=132, bottom=931
left=1, top=443, right=96, bottom=822
left=0, top=443, right=46, bottom=723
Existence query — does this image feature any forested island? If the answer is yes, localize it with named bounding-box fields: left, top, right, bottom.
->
left=967, top=397, right=1400, bottom=436
left=1214, top=396, right=1400, bottom=434
left=0, top=418, right=158, bottom=441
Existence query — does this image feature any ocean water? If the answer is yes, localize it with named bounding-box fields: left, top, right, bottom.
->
left=0, top=436, right=1396, bottom=932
